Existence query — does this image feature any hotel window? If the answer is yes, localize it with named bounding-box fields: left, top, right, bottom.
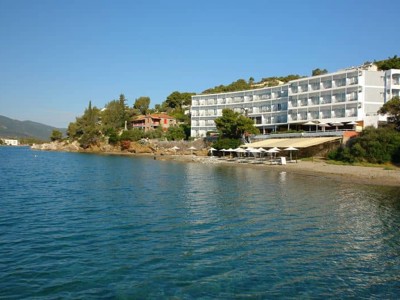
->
left=310, top=81, right=320, bottom=91
left=347, top=77, right=358, bottom=85
left=322, top=80, right=332, bottom=89
left=299, top=83, right=308, bottom=92
left=335, top=78, right=346, bottom=87
left=310, top=96, right=319, bottom=105
left=334, top=93, right=346, bottom=102
left=299, top=97, right=308, bottom=106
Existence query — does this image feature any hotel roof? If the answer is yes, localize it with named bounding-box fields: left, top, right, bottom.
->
left=242, top=137, right=341, bottom=149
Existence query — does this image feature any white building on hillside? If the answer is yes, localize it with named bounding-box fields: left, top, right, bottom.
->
left=190, top=65, right=400, bottom=137
left=1, top=138, right=19, bottom=146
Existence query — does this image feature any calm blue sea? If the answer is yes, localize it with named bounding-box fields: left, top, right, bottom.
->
left=1, top=146, right=400, bottom=299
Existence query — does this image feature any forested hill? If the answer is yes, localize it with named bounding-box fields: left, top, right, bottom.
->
left=0, top=115, right=66, bottom=141
left=200, top=55, right=400, bottom=95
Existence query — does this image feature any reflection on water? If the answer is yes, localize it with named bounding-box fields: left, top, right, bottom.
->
left=0, top=147, right=399, bottom=298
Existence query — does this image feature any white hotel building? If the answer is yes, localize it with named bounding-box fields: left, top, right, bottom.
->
left=190, top=65, right=400, bottom=138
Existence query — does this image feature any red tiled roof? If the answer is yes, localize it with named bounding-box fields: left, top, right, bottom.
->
left=131, top=114, right=175, bottom=121
left=150, top=113, right=175, bottom=119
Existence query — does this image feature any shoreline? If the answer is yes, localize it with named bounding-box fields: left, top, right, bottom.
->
left=31, top=145, right=400, bottom=187
left=154, top=154, right=400, bottom=187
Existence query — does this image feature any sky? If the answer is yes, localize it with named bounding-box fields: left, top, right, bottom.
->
left=0, top=0, right=399, bottom=128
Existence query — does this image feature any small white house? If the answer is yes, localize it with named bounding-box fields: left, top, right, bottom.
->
left=1, top=138, right=19, bottom=146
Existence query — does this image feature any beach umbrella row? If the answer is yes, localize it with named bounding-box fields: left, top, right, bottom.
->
left=302, top=120, right=358, bottom=131
left=209, top=146, right=299, bottom=161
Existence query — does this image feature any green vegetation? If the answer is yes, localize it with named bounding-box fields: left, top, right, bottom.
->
left=50, top=129, right=63, bottom=141
left=212, top=108, right=259, bottom=150
left=378, top=96, right=400, bottom=130
left=375, top=55, right=400, bottom=70
left=133, top=96, right=150, bottom=115
left=0, top=115, right=66, bottom=141
left=214, top=109, right=259, bottom=139
left=258, top=74, right=303, bottom=86
left=328, top=96, right=400, bottom=165
left=67, top=91, right=195, bottom=148
left=202, top=75, right=303, bottom=94
left=212, top=138, right=242, bottom=150
left=312, top=68, right=328, bottom=76
left=202, top=79, right=252, bottom=94
left=101, top=94, right=129, bottom=131
left=328, top=127, right=400, bottom=164
left=165, top=126, right=186, bottom=141
left=68, top=101, right=102, bottom=148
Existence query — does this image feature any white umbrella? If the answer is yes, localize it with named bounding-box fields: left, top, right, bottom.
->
left=317, top=122, right=331, bottom=132
left=245, top=147, right=254, bottom=158
left=221, top=148, right=227, bottom=156
left=250, top=148, right=262, bottom=158
left=234, top=147, right=246, bottom=158
left=303, top=120, right=316, bottom=132
left=170, top=146, right=179, bottom=154
left=284, top=146, right=298, bottom=162
left=208, top=147, right=216, bottom=156
left=347, top=121, right=357, bottom=130
left=266, top=148, right=279, bottom=161
left=266, top=149, right=279, bottom=153
left=188, top=146, right=196, bottom=155
left=227, top=148, right=234, bottom=157
left=331, top=122, right=343, bottom=131
left=258, top=147, right=268, bottom=158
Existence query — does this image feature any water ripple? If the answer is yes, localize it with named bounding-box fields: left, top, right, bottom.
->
left=1, top=147, right=400, bottom=299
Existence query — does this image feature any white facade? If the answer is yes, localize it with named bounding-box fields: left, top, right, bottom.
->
left=1, top=138, right=19, bottom=146
left=191, top=67, right=400, bottom=137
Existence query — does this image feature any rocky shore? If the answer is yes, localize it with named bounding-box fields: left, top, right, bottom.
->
left=31, top=141, right=400, bottom=187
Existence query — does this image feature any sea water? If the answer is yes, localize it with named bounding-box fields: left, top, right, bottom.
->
left=0, top=146, right=399, bottom=299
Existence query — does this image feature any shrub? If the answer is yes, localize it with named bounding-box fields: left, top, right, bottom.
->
left=120, top=129, right=143, bottom=141
left=165, top=126, right=186, bottom=141
left=328, top=126, right=400, bottom=164
left=212, top=138, right=241, bottom=150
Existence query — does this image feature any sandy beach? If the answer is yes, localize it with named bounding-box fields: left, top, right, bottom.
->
left=155, top=154, right=400, bottom=187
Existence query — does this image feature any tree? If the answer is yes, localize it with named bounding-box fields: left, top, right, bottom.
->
left=50, top=129, right=63, bottom=141
left=165, top=91, right=194, bottom=110
left=312, top=68, right=328, bottom=76
left=378, top=96, right=400, bottom=130
left=101, top=95, right=129, bottom=132
left=375, top=55, right=400, bottom=70
left=165, top=125, right=185, bottom=141
left=214, top=108, right=259, bottom=139
left=202, top=79, right=251, bottom=94
left=134, top=96, right=151, bottom=115
left=67, top=101, right=101, bottom=148
left=328, top=126, right=400, bottom=164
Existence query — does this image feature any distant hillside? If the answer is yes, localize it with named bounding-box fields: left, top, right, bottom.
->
left=0, top=115, right=66, bottom=141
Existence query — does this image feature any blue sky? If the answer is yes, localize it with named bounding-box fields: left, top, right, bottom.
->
left=0, top=0, right=399, bottom=128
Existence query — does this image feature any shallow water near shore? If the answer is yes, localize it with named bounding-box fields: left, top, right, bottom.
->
left=1, top=146, right=400, bottom=299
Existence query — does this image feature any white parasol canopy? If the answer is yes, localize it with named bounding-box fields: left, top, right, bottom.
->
left=208, top=147, right=216, bottom=156
left=188, top=146, right=196, bottom=155
left=304, top=120, right=316, bottom=132
left=284, top=146, right=298, bottom=161
left=331, top=122, right=344, bottom=131
left=317, top=122, right=331, bottom=132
